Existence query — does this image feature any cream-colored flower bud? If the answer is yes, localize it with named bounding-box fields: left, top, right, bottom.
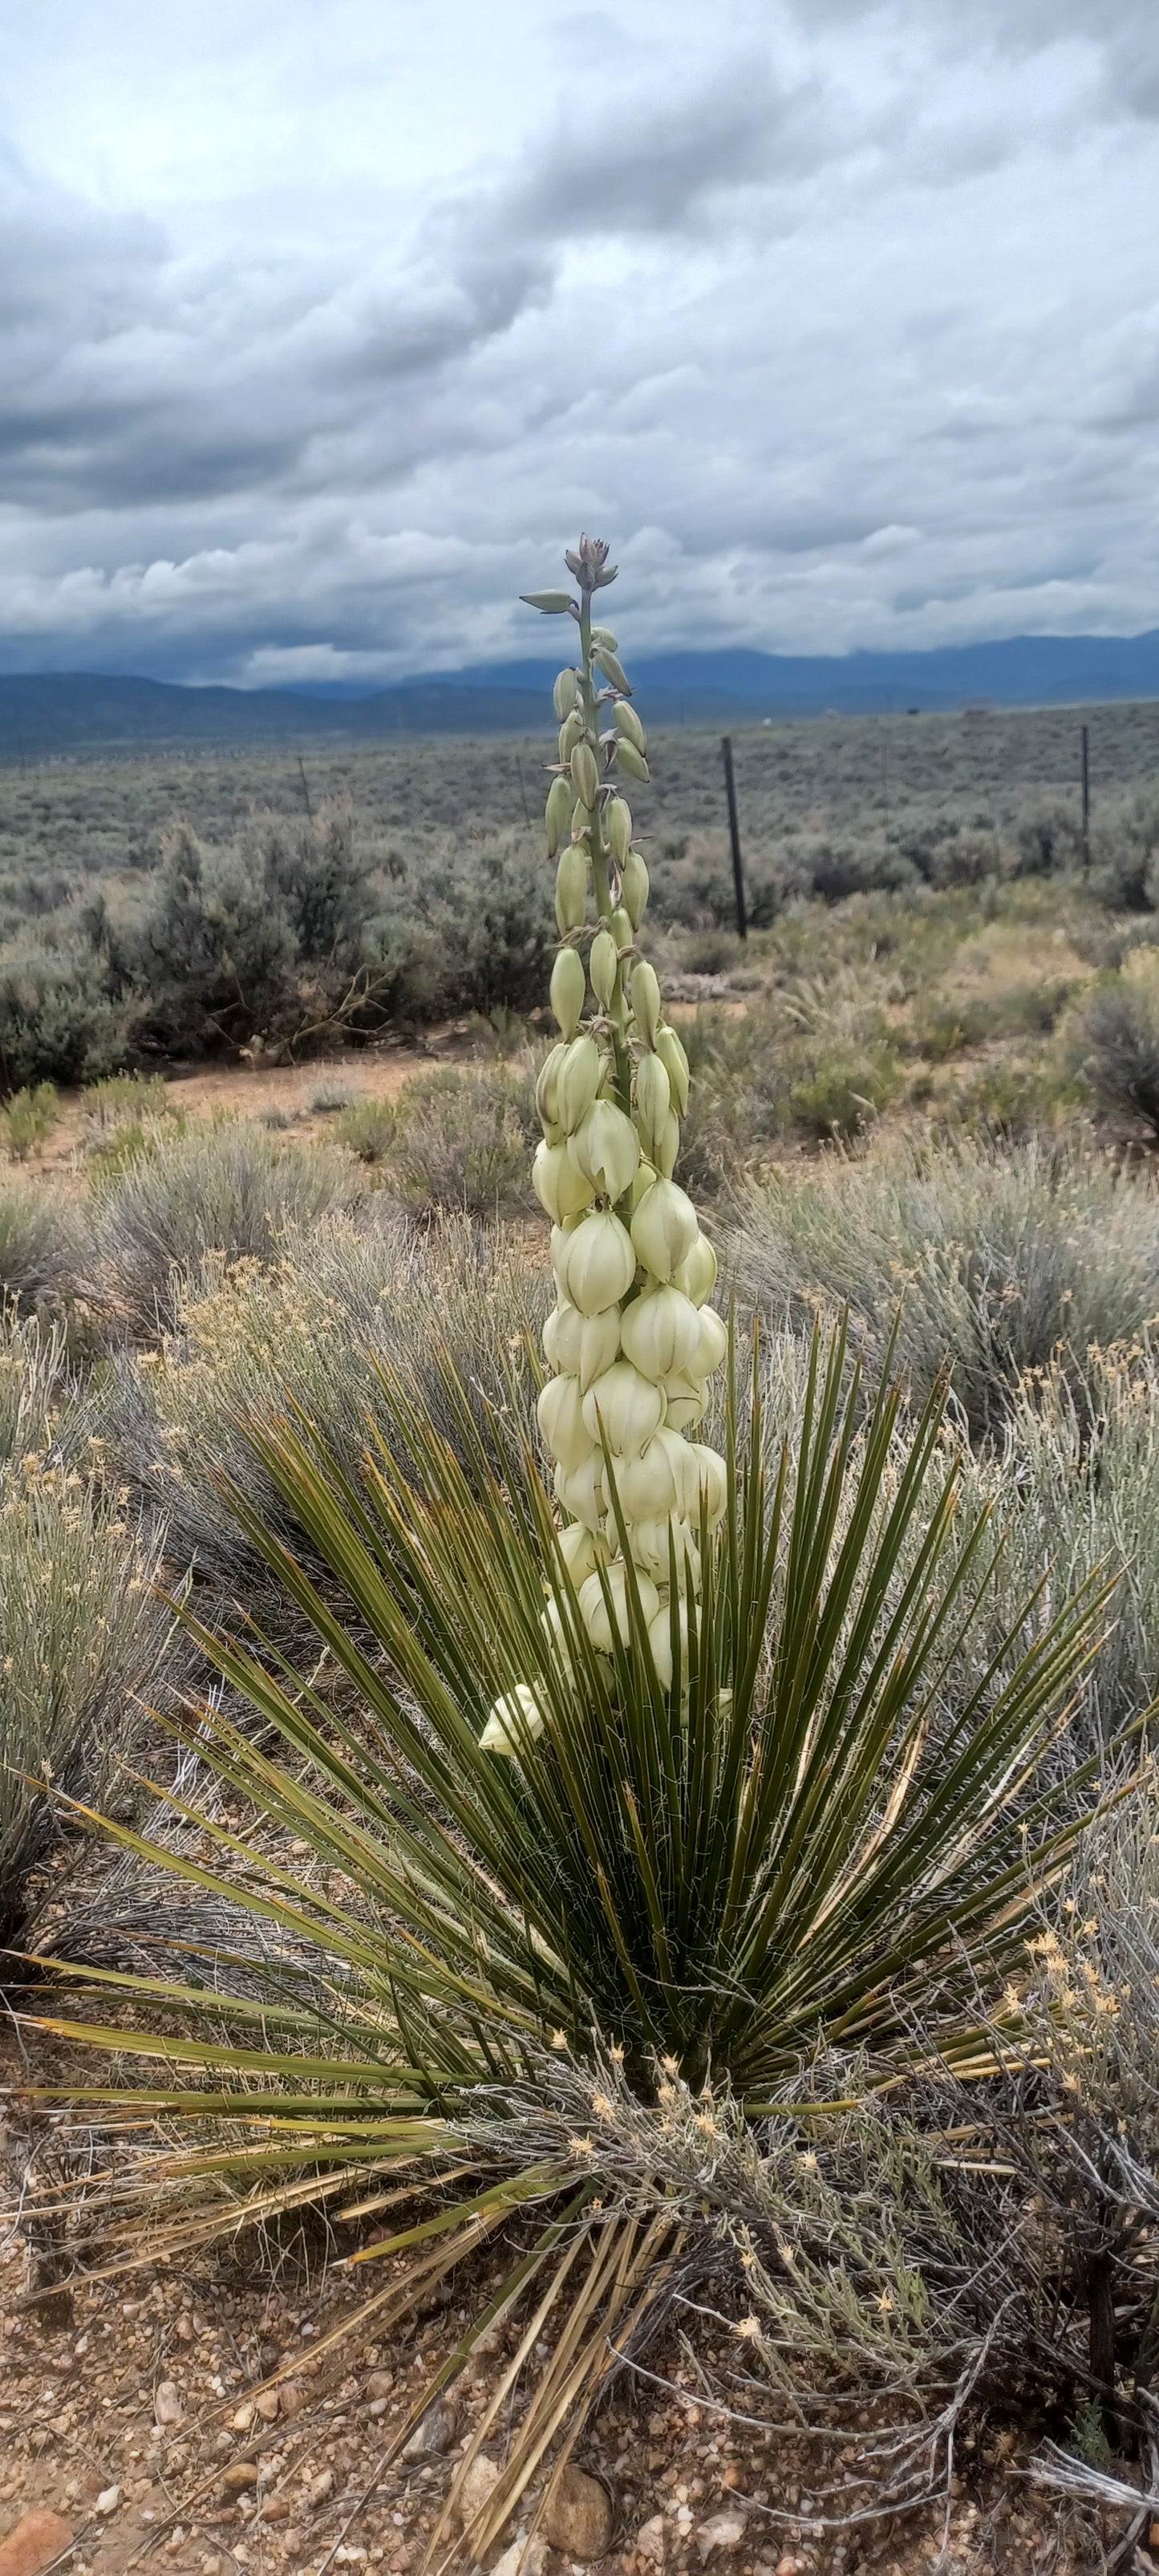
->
left=558, top=708, right=585, bottom=765
left=541, top=1591, right=579, bottom=1683
left=570, top=801, right=592, bottom=844
left=582, top=1360, right=665, bottom=1457
left=543, top=1298, right=621, bottom=1390
left=686, top=1442, right=727, bottom=1528
left=595, top=645, right=632, bottom=694
left=537, top=1372, right=594, bottom=1475
left=556, top=1519, right=609, bottom=1584
left=673, top=1231, right=718, bottom=1306
left=634, top=1054, right=671, bottom=1162
left=545, top=773, right=572, bottom=856
left=628, top=1158, right=656, bottom=1211
left=590, top=927, right=618, bottom=1007
left=568, top=1098, right=640, bottom=1203
left=533, top=1139, right=595, bottom=1224
left=555, top=846, right=588, bottom=935
left=628, top=1514, right=700, bottom=1588
left=590, top=623, right=618, bottom=651
left=616, top=1434, right=679, bottom=1522
left=620, top=1282, right=701, bottom=1382
left=553, top=667, right=580, bottom=721
left=655, top=1024, right=690, bottom=1116
left=630, top=1177, right=699, bottom=1281
left=663, top=1381, right=709, bottom=1432
left=620, top=849, right=649, bottom=930
left=559, top=1208, right=636, bottom=1315
left=647, top=1597, right=689, bottom=1692
left=691, top=1305, right=728, bottom=1380
left=606, top=797, right=632, bottom=865
left=614, top=700, right=646, bottom=753
left=480, top=1681, right=549, bottom=1755
left=536, top=1041, right=566, bottom=1135
left=550, top=948, right=586, bottom=1039
left=570, top=740, right=599, bottom=809
left=615, top=738, right=650, bottom=784
left=610, top=906, right=634, bottom=952
left=554, top=1450, right=606, bottom=1532
left=654, top=1111, right=680, bottom=1178
left=630, top=960, right=662, bottom=1045
left=578, top=1560, right=659, bottom=1654
left=557, top=1032, right=602, bottom=1130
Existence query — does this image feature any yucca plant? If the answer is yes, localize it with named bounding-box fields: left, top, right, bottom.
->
left=32, top=546, right=1123, bottom=2564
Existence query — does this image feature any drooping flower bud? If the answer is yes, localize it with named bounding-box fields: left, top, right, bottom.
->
left=544, top=1297, right=622, bottom=1390
left=553, top=667, right=580, bottom=720
left=521, top=590, right=576, bottom=614
left=610, top=907, right=634, bottom=952
left=630, top=1177, right=699, bottom=1281
left=655, top=1024, right=690, bottom=1116
left=615, top=1434, right=679, bottom=1523
left=536, top=1041, right=566, bottom=1135
left=578, top=1560, right=659, bottom=1654
left=620, top=849, right=649, bottom=929
left=654, top=1112, right=681, bottom=1178
left=620, top=1282, right=701, bottom=1382
left=691, top=1305, right=728, bottom=1381
left=550, top=948, right=587, bottom=1039
left=626, top=1514, right=700, bottom=1587
left=555, top=846, right=588, bottom=935
left=685, top=1443, right=727, bottom=1528
left=646, top=1597, right=689, bottom=1691
left=557, top=1032, right=602, bottom=1131
left=533, top=1139, right=596, bottom=1223
left=630, top=960, right=662, bottom=1045
left=545, top=773, right=573, bottom=855
left=554, top=1450, right=606, bottom=1532
left=673, top=1232, right=718, bottom=1306
left=606, top=797, right=632, bottom=866
left=634, top=1054, right=671, bottom=1163
left=569, top=740, right=599, bottom=809
left=558, top=708, right=586, bottom=765
left=556, top=1520, right=609, bottom=1584
left=582, top=1360, right=665, bottom=1458
left=480, top=1681, right=549, bottom=1755
left=558, top=1208, right=636, bottom=1315
left=568, top=1099, right=640, bottom=1203
left=537, top=1372, right=595, bottom=1475
left=614, top=700, right=646, bottom=753
left=589, top=927, right=618, bottom=1008
left=614, top=738, right=650, bottom=784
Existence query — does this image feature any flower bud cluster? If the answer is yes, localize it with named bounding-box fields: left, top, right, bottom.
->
left=483, top=541, right=727, bottom=1751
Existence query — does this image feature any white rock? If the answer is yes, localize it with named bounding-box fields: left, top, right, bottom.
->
left=454, top=2452, right=502, bottom=2533
left=491, top=2537, right=547, bottom=2576
left=637, top=2514, right=667, bottom=2566
left=95, top=2486, right=120, bottom=2516
left=154, top=2379, right=184, bottom=2428
left=695, top=2509, right=748, bottom=2562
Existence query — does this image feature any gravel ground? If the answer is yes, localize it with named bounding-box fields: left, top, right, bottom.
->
left=0, top=2066, right=1133, bottom=2576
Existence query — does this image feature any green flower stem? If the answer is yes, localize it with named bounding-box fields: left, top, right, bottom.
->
left=578, top=590, right=632, bottom=1118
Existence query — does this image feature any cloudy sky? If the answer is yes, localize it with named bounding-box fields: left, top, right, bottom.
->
left=1, top=0, right=1157, bottom=684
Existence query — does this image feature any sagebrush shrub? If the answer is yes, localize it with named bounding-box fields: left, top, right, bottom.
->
left=731, top=1130, right=1159, bottom=1440
left=1078, top=954, right=1159, bottom=1136
left=86, top=1119, right=362, bottom=1340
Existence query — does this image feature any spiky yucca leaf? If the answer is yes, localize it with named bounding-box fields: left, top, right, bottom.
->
left=30, top=1325, right=1121, bottom=2559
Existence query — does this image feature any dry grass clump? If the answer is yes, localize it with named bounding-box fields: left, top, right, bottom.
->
left=731, top=1131, right=1159, bottom=1442
left=338, top=1061, right=539, bottom=1217
left=0, top=1303, right=175, bottom=1948
left=84, top=1118, right=363, bottom=1341
left=107, top=1207, right=546, bottom=1611
left=0, top=1174, right=87, bottom=1313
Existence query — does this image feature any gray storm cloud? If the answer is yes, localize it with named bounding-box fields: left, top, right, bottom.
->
left=0, top=0, right=1154, bottom=683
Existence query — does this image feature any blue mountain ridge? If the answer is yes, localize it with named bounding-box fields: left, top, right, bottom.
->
left=0, top=631, right=1157, bottom=748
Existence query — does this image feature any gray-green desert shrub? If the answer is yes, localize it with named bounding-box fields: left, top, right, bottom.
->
left=86, top=1119, right=362, bottom=1342
left=0, top=1178, right=87, bottom=1312
left=1076, top=953, right=1159, bottom=1138
left=731, top=1131, right=1159, bottom=1442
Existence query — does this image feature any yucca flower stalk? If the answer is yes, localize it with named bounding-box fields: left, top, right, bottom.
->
left=484, top=538, right=725, bottom=1738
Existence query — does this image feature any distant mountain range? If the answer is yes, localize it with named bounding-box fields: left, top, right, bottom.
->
left=2, top=630, right=1159, bottom=751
